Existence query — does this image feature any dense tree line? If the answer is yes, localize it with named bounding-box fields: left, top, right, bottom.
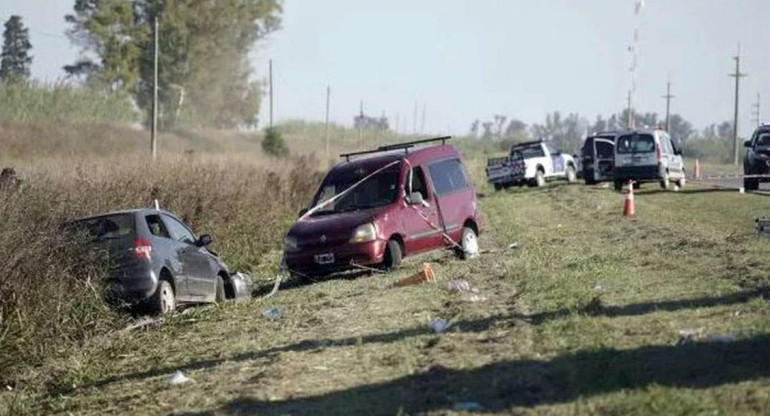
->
left=65, top=0, right=282, bottom=129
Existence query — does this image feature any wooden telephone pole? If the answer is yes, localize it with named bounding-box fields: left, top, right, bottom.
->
left=662, top=76, right=674, bottom=132
left=729, top=44, right=747, bottom=165
left=151, top=17, right=159, bottom=160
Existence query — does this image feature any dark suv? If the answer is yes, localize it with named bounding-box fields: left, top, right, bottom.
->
left=67, top=209, right=233, bottom=314
left=743, top=125, right=770, bottom=190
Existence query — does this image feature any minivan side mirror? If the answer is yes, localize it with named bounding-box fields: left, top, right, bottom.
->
left=744, top=140, right=753, bottom=148
left=407, top=192, right=427, bottom=206
left=197, top=234, right=213, bottom=247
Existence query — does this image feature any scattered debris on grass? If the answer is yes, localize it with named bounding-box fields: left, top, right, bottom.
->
left=445, top=279, right=471, bottom=293
left=261, top=307, right=283, bottom=319
left=507, top=242, right=519, bottom=250
left=119, top=317, right=163, bottom=334
left=167, top=371, right=192, bottom=386
left=391, top=263, right=437, bottom=288
left=428, top=318, right=450, bottom=334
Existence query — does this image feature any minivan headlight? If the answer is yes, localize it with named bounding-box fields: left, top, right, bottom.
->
left=349, top=223, right=377, bottom=244
left=284, top=235, right=299, bottom=251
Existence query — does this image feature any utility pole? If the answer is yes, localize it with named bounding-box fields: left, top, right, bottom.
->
left=324, top=85, right=331, bottom=161
left=269, top=59, right=274, bottom=129
left=626, top=90, right=633, bottom=129
left=752, top=93, right=761, bottom=127
left=358, top=100, right=364, bottom=149
left=729, top=44, right=747, bottom=165
left=151, top=17, right=159, bottom=160
left=662, top=75, right=674, bottom=132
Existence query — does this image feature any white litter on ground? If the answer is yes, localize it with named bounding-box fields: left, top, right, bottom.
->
left=167, top=371, right=192, bottom=386
left=706, top=333, right=736, bottom=344
left=445, top=279, right=471, bottom=293
left=428, top=318, right=451, bottom=334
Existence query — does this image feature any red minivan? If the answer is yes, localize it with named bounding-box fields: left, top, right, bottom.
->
left=284, top=137, right=481, bottom=278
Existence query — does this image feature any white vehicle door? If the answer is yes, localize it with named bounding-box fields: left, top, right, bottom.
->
left=545, top=143, right=565, bottom=175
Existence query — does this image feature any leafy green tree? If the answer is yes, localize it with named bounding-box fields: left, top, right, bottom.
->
left=66, top=0, right=282, bottom=129
left=0, top=16, right=33, bottom=82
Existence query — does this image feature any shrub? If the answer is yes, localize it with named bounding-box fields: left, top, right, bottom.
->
left=262, top=127, right=289, bottom=157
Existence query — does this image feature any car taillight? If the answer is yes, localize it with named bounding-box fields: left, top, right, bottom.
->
left=133, top=238, right=152, bottom=260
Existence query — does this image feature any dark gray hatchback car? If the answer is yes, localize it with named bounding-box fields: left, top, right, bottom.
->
left=68, top=209, right=233, bottom=314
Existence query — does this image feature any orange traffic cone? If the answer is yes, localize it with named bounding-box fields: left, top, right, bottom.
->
left=391, top=263, right=437, bottom=288
left=694, top=159, right=700, bottom=180
left=623, top=181, right=635, bottom=217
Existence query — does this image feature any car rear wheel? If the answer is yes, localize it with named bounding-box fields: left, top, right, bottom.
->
left=150, top=280, right=176, bottom=315
left=382, top=239, right=402, bottom=271
left=215, top=275, right=227, bottom=302
left=493, top=183, right=503, bottom=191
left=566, top=166, right=577, bottom=183
left=457, top=227, right=479, bottom=260
left=535, top=170, right=546, bottom=187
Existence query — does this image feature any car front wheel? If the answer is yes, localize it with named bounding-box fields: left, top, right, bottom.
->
left=382, top=239, right=402, bottom=271
left=215, top=275, right=227, bottom=303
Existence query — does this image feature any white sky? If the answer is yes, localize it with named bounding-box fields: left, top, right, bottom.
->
left=2, top=0, right=769, bottom=137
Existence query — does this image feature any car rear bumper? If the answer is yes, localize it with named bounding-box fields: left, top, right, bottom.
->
left=614, top=165, right=661, bottom=182
left=285, top=239, right=387, bottom=275
left=106, top=266, right=158, bottom=304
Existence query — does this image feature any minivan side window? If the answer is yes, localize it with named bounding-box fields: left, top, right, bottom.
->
left=162, top=214, right=196, bottom=244
left=409, top=167, right=430, bottom=201
left=428, top=159, right=468, bottom=196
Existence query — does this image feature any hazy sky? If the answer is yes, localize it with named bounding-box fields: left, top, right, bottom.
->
left=2, top=0, right=769, bottom=137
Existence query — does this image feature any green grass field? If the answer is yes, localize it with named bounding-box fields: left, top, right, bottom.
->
left=5, top=176, right=770, bottom=415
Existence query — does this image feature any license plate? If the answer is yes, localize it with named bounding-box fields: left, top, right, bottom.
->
left=314, top=253, right=334, bottom=265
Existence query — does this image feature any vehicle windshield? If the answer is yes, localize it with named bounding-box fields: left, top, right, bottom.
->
left=617, top=134, right=655, bottom=154
left=510, top=144, right=544, bottom=160
left=67, top=214, right=135, bottom=242
left=757, top=133, right=770, bottom=146
left=311, top=163, right=401, bottom=215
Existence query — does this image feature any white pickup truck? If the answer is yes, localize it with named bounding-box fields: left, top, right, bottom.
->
left=486, top=140, right=578, bottom=190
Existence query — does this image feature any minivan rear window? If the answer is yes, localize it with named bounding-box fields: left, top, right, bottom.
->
left=617, top=134, right=655, bottom=154
left=68, top=214, right=135, bottom=241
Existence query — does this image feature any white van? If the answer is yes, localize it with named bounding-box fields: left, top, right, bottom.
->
left=613, top=130, right=685, bottom=190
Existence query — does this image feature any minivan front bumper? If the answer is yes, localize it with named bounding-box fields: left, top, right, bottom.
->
left=285, top=239, right=387, bottom=275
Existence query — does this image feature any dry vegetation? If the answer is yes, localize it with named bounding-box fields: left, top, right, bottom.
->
left=0, top=121, right=326, bottom=395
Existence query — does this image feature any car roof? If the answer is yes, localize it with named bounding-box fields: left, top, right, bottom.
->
left=74, top=208, right=174, bottom=222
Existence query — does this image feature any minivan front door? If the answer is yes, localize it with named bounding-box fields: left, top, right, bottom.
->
left=402, top=166, right=443, bottom=254
left=426, top=158, right=474, bottom=244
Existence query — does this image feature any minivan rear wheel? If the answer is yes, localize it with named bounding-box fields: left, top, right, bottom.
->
left=457, top=227, right=479, bottom=260
left=660, top=174, right=670, bottom=190
left=215, top=275, right=227, bottom=303
left=382, top=239, right=402, bottom=271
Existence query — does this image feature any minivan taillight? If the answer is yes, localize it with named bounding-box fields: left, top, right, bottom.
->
left=133, top=238, right=152, bottom=260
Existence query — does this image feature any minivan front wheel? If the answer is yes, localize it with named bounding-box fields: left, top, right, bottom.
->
left=382, top=239, right=402, bottom=271
left=457, top=227, right=479, bottom=260
left=215, top=275, right=227, bottom=303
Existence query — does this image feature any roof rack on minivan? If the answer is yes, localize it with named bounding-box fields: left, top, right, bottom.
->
left=340, top=136, right=452, bottom=162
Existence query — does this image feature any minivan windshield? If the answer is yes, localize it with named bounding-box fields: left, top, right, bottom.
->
left=311, top=163, right=401, bottom=215
left=617, top=134, right=655, bottom=154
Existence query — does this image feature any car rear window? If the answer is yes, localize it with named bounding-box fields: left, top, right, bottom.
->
left=617, top=134, right=655, bottom=154
left=428, top=159, right=468, bottom=196
left=68, top=214, right=135, bottom=241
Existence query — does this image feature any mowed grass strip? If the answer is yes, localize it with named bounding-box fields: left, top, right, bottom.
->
left=8, top=182, right=770, bottom=416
